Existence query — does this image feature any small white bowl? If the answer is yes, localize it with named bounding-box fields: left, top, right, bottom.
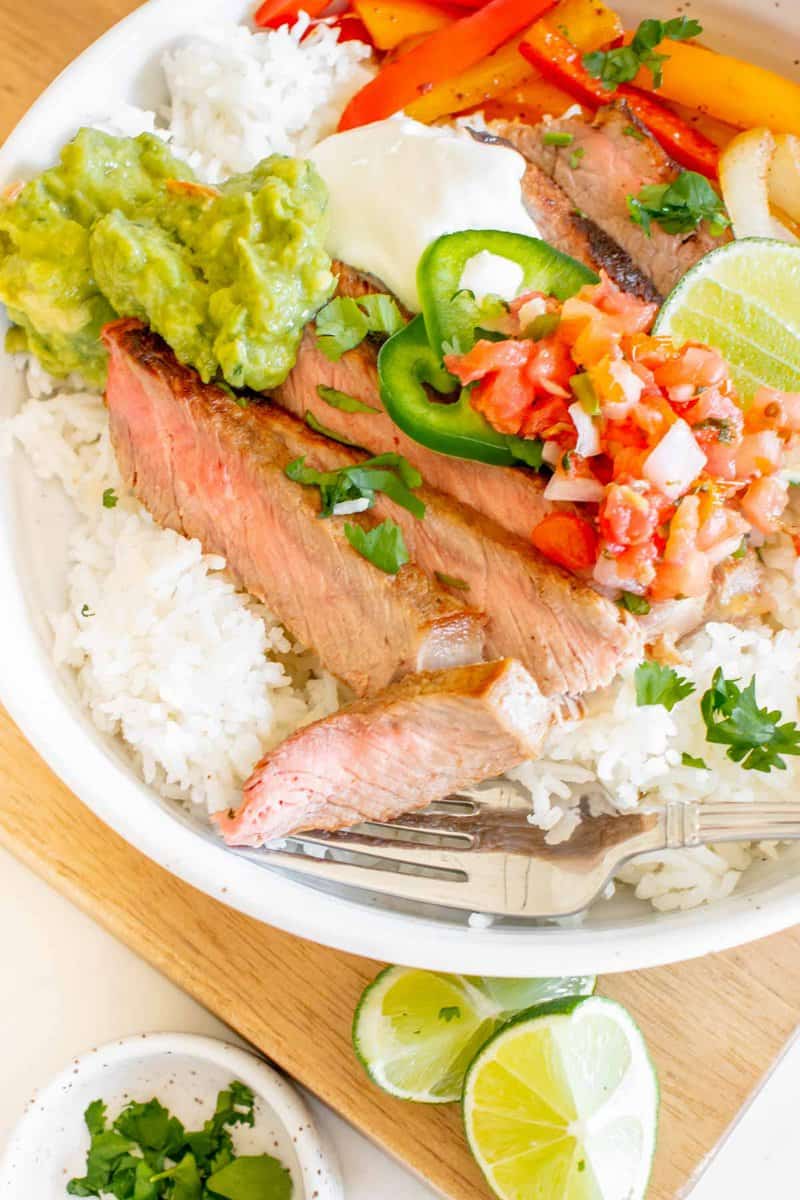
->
left=0, top=1033, right=341, bottom=1199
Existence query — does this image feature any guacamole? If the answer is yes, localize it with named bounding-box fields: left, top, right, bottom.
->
left=0, top=128, right=334, bottom=389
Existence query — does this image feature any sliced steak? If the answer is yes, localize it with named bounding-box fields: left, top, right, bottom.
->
left=215, top=658, right=555, bottom=844
left=275, top=326, right=557, bottom=541
left=103, top=319, right=486, bottom=698
left=496, top=103, right=729, bottom=299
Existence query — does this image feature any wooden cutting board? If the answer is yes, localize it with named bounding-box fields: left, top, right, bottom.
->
left=3, top=704, right=800, bottom=1200
left=3, top=3, right=800, bottom=1197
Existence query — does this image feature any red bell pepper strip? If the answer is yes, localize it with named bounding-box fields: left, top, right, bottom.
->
left=300, top=12, right=374, bottom=43
left=519, top=25, right=720, bottom=178
left=338, top=0, right=556, bottom=131
left=254, top=0, right=330, bottom=29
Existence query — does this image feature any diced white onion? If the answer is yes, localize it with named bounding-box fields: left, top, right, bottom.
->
left=331, top=498, right=371, bottom=516
left=544, top=471, right=605, bottom=503
left=568, top=401, right=601, bottom=457
left=720, top=127, right=797, bottom=242
left=642, top=419, right=706, bottom=500
left=542, top=439, right=562, bottom=467
left=517, top=296, right=547, bottom=327
left=459, top=251, right=525, bottom=302
left=706, top=534, right=747, bottom=568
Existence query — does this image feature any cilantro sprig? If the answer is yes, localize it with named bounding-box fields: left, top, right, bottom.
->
left=345, top=518, right=409, bottom=575
left=627, top=171, right=730, bottom=237
left=285, top=452, right=425, bottom=520
left=635, top=661, right=696, bottom=711
left=700, top=668, right=800, bottom=773
left=67, top=1083, right=291, bottom=1200
left=315, top=293, right=406, bottom=360
left=583, top=16, right=702, bottom=91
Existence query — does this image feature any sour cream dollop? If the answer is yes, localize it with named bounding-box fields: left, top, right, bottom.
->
left=309, top=116, right=539, bottom=311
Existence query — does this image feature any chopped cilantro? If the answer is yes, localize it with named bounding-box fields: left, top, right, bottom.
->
left=317, top=384, right=379, bottom=414
left=635, top=660, right=696, bottom=711
left=619, top=590, right=651, bottom=615
left=700, top=668, right=800, bottom=772
left=542, top=130, right=574, bottom=147
left=435, top=571, right=470, bottom=591
left=583, top=16, right=702, bottom=90
left=102, top=487, right=118, bottom=509
left=67, top=1083, right=289, bottom=1200
left=315, top=293, right=406, bottom=361
left=285, top=453, right=425, bottom=520
left=80, top=604, right=94, bottom=618
left=627, top=171, right=730, bottom=237
left=622, top=123, right=646, bottom=140
left=438, top=1006, right=462, bottom=1022
left=731, top=538, right=747, bottom=560
left=681, top=752, right=708, bottom=769
left=568, top=147, right=586, bottom=169
left=304, top=411, right=364, bottom=448
left=344, top=518, right=409, bottom=574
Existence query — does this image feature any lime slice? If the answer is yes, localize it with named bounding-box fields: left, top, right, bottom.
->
left=464, top=995, right=658, bottom=1200
left=353, top=968, right=595, bottom=1104
left=654, top=238, right=800, bottom=400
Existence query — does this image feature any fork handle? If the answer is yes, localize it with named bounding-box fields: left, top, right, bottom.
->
left=666, top=800, right=800, bottom=847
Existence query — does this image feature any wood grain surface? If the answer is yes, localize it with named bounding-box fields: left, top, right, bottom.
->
left=3, top=4, right=800, bottom=1198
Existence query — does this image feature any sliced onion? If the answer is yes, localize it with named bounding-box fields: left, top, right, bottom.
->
left=331, top=497, right=371, bottom=516
left=542, top=439, right=562, bottom=468
left=768, top=134, right=800, bottom=226
left=642, top=419, right=706, bottom=500
left=568, top=401, right=601, bottom=458
left=720, top=128, right=797, bottom=242
left=544, top=470, right=605, bottom=503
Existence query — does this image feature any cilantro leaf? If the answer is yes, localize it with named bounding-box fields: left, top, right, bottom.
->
left=635, top=661, right=696, bottom=711
left=113, top=1098, right=185, bottom=1163
left=438, top=1006, right=461, bottom=1022
left=317, top=384, right=379, bottom=414
left=315, top=294, right=406, bottom=361
left=619, top=590, right=651, bottom=615
left=150, top=1152, right=203, bottom=1200
left=681, top=752, right=708, bottom=769
left=304, top=411, right=364, bottom=448
left=344, top=518, right=409, bottom=574
left=435, top=571, right=470, bottom=591
left=102, top=487, right=118, bottom=508
left=206, top=1154, right=292, bottom=1200
left=700, top=668, right=800, bottom=772
left=583, top=15, right=702, bottom=90
left=627, top=171, right=730, bottom=237
left=85, top=1100, right=107, bottom=1137
left=285, top=453, right=425, bottom=520
left=66, top=1131, right=138, bottom=1195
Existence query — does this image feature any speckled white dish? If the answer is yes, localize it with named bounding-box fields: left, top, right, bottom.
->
left=2, top=0, right=800, bottom=977
left=0, top=1033, right=341, bottom=1199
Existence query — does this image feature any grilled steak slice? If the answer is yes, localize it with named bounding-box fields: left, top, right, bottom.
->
left=103, top=319, right=486, bottom=698
left=472, top=127, right=659, bottom=302
left=275, top=326, right=558, bottom=540
left=215, top=658, right=554, bottom=844
left=496, top=103, right=729, bottom=299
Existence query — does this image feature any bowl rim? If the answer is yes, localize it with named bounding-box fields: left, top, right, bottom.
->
left=0, top=1032, right=341, bottom=1199
left=2, top=0, right=800, bottom=978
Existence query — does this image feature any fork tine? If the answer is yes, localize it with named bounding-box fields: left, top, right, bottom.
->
left=291, top=831, right=469, bottom=869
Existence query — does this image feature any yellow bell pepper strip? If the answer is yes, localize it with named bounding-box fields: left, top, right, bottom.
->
left=483, top=75, right=583, bottom=124
left=352, top=0, right=454, bottom=52
left=628, top=37, right=800, bottom=136
left=337, top=0, right=557, bottom=131
left=406, top=0, right=622, bottom=123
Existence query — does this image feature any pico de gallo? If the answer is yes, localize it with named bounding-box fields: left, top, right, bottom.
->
left=441, top=271, right=796, bottom=603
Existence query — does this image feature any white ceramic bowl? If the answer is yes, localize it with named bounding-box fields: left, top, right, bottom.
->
left=2, top=0, right=800, bottom=977
left=0, top=1033, right=341, bottom=1198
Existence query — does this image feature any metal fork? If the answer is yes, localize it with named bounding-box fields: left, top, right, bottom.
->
left=233, top=783, right=800, bottom=919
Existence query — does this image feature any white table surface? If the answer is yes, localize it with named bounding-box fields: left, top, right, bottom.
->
left=2, top=842, right=798, bottom=1199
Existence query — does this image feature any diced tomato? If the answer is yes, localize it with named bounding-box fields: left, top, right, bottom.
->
left=682, top=387, right=744, bottom=450
left=746, top=386, right=800, bottom=436
left=588, top=356, right=644, bottom=420
left=593, top=543, right=657, bottom=593
left=470, top=367, right=531, bottom=435
left=663, top=494, right=700, bottom=563
left=697, top=506, right=749, bottom=565
left=523, top=337, right=574, bottom=397
left=650, top=552, right=712, bottom=601
left=652, top=344, right=728, bottom=393
left=740, top=475, right=789, bottom=535
left=575, top=273, right=658, bottom=333
left=609, top=446, right=650, bottom=479
left=598, top=481, right=664, bottom=553
left=531, top=512, right=598, bottom=572
left=519, top=394, right=572, bottom=441
left=735, top=430, right=783, bottom=479
left=444, top=338, right=530, bottom=385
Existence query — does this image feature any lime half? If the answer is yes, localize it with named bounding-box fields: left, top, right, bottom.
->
left=654, top=237, right=800, bottom=400
left=353, top=968, right=595, bottom=1104
left=464, top=995, right=658, bottom=1200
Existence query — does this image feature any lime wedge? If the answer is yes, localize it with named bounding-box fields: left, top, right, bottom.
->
left=654, top=238, right=800, bottom=400
left=463, top=995, right=658, bottom=1200
left=352, top=968, right=595, bottom=1104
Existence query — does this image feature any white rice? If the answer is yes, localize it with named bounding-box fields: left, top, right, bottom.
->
left=3, top=15, right=800, bottom=911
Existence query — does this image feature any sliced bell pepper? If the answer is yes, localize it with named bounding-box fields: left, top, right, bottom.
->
left=626, top=37, right=800, bottom=137
left=301, top=13, right=374, bottom=43
left=254, top=0, right=330, bottom=28
left=417, top=230, right=596, bottom=359
left=352, top=0, right=455, bottom=52
left=378, top=316, right=544, bottom=465
left=337, top=0, right=556, bottom=131
left=519, top=25, right=720, bottom=178
left=404, top=0, right=621, bottom=123
left=483, top=75, right=583, bottom=124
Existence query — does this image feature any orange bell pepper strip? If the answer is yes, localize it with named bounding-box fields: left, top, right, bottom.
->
left=483, top=76, right=581, bottom=124
left=626, top=38, right=800, bottom=137
left=353, top=0, right=456, bottom=51
left=254, top=0, right=330, bottom=28
left=338, top=0, right=556, bottom=131
left=406, top=0, right=621, bottom=123
left=519, top=25, right=720, bottom=178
